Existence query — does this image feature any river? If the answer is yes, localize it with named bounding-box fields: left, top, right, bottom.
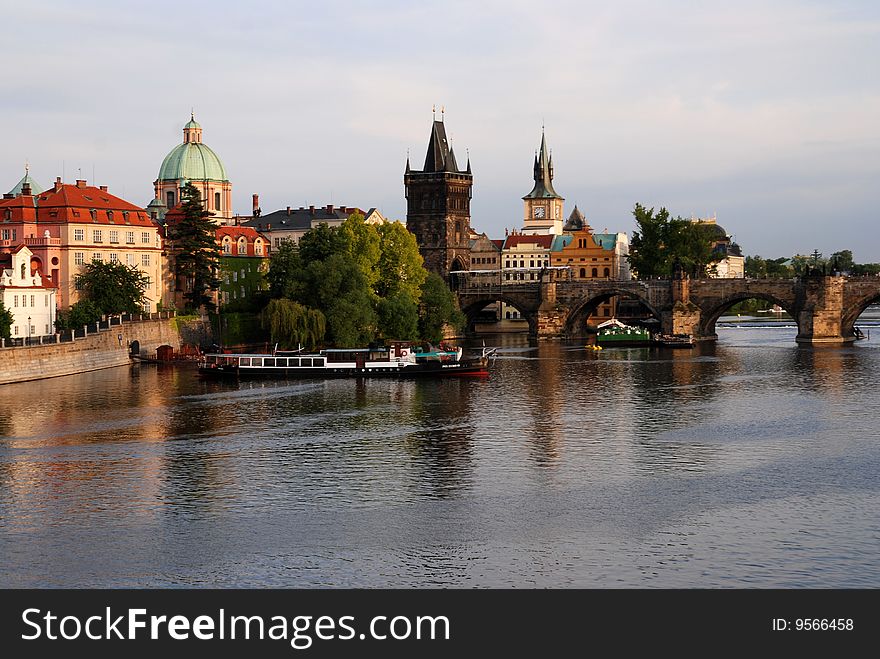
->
left=1, top=323, right=879, bottom=587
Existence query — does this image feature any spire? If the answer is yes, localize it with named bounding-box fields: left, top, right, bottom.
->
left=422, top=120, right=457, bottom=172
left=523, top=129, right=560, bottom=199
left=466, top=149, right=471, bottom=174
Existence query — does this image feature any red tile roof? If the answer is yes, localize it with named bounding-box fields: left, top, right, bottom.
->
left=503, top=234, right=554, bottom=250
left=1, top=182, right=155, bottom=227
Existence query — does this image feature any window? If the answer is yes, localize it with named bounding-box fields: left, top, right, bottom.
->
left=45, top=295, right=49, bottom=307
left=74, top=229, right=84, bottom=241
left=75, top=252, right=84, bottom=265
left=21, top=295, right=26, bottom=307
left=126, top=231, right=135, bottom=244
left=93, top=229, right=103, bottom=243
left=21, top=263, right=26, bottom=279
left=580, top=268, right=586, bottom=278
left=1, top=229, right=9, bottom=240
left=141, top=232, right=150, bottom=244
left=126, top=253, right=134, bottom=265
left=592, top=268, right=598, bottom=277
left=240, top=269, right=245, bottom=279
left=107, top=210, right=114, bottom=222
left=30, top=295, right=34, bottom=307
left=238, top=239, right=246, bottom=255
left=255, top=241, right=264, bottom=256
left=109, top=230, right=119, bottom=243
left=223, top=240, right=231, bottom=254
left=13, top=326, right=17, bottom=335
left=166, top=191, right=175, bottom=207
left=92, top=252, right=102, bottom=262
left=109, top=253, right=119, bottom=262
left=233, top=271, right=238, bottom=282
left=240, top=286, right=245, bottom=298
left=143, top=277, right=151, bottom=286
left=604, top=267, right=610, bottom=278
left=13, top=295, right=17, bottom=307
left=141, top=254, right=151, bottom=267
left=215, top=192, right=221, bottom=211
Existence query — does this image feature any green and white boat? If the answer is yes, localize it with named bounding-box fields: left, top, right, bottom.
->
left=596, top=319, right=652, bottom=346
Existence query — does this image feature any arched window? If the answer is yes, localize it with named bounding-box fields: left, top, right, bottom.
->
left=238, top=237, right=247, bottom=255
left=604, top=267, right=610, bottom=278
left=579, top=268, right=586, bottom=278
left=215, top=192, right=221, bottom=211
left=592, top=268, right=598, bottom=278
left=223, top=238, right=231, bottom=254
left=21, top=263, right=26, bottom=279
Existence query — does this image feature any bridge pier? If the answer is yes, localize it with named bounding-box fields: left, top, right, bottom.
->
left=796, top=276, right=852, bottom=344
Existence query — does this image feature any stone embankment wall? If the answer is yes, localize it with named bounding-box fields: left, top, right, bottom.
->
left=0, top=318, right=183, bottom=385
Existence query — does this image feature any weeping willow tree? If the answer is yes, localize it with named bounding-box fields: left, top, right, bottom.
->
left=261, top=299, right=326, bottom=349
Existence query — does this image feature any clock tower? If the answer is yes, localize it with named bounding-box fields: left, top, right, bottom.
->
left=522, top=130, right=564, bottom=235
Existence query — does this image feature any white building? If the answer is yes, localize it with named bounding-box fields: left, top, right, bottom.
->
left=1, top=245, right=56, bottom=339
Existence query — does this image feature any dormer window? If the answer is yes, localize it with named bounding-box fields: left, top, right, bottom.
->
left=107, top=210, right=114, bottom=222
left=89, top=209, right=97, bottom=222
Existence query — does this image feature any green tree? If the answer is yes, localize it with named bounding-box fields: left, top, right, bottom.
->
left=766, top=257, right=793, bottom=278
left=418, top=272, right=464, bottom=343
left=168, top=183, right=221, bottom=312
left=338, top=213, right=382, bottom=291
left=260, top=298, right=326, bottom=349
left=829, top=250, right=854, bottom=274
left=628, top=204, right=670, bottom=279
left=627, top=204, right=720, bottom=278
left=378, top=291, right=420, bottom=340
left=853, top=262, right=880, bottom=276
left=745, top=255, right=767, bottom=278
left=74, top=260, right=149, bottom=315
left=266, top=241, right=303, bottom=300
left=376, top=221, right=427, bottom=300
left=0, top=301, right=13, bottom=339
left=55, top=299, right=103, bottom=331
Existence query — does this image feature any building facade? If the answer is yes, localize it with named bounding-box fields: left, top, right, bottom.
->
left=0, top=178, right=163, bottom=312
left=216, top=226, right=270, bottom=308
left=1, top=245, right=56, bottom=338
left=405, top=118, right=473, bottom=279
left=152, top=115, right=233, bottom=223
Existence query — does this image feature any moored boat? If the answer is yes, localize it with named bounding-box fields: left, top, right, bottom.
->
left=653, top=334, right=695, bottom=348
left=198, top=341, right=490, bottom=379
left=595, top=319, right=652, bottom=347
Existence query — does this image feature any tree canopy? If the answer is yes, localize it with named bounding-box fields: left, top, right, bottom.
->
left=0, top=301, right=13, bottom=339
left=627, top=203, right=721, bottom=278
left=73, top=259, right=149, bottom=315
left=264, top=214, right=460, bottom=347
left=168, top=183, right=221, bottom=312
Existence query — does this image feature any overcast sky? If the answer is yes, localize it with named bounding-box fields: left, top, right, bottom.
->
left=3, top=0, right=878, bottom=260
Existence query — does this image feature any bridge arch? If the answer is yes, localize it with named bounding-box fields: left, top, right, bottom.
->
left=563, top=288, right=661, bottom=337
left=698, top=292, right=799, bottom=338
left=840, top=289, right=880, bottom=339
left=460, top=295, right=539, bottom=336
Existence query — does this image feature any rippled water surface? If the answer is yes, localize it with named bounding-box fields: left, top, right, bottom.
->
left=2, top=326, right=879, bottom=587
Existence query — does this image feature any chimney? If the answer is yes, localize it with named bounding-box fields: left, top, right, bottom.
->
left=21, top=183, right=31, bottom=196
left=252, top=194, right=260, bottom=213
left=76, top=180, right=86, bottom=188
left=286, top=206, right=291, bottom=216
left=54, top=177, right=62, bottom=192
left=309, top=205, right=315, bottom=215
left=327, top=204, right=334, bottom=214
left=339, top=206, right=347, bottom=214
left=99, top=185, right=108, bottom=192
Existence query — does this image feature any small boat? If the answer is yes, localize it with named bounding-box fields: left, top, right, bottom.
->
left=653, top=334, right=695, bottom=348
left=198, top=341, right=491, bottom=379
left=596, top=319, right=652, bottom=347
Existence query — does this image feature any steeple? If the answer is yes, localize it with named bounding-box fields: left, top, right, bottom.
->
left=523, top=129, right=560, bottom=199
left=423, top=120, right=460, bottom=173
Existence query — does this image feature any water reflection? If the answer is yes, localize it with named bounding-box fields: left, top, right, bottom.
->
left=2, top=329, right=879, bottom=587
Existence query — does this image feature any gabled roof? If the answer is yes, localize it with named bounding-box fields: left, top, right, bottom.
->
left=241, top=205, right=365, bottom=232
left=216, top=226, right=265, bottom=241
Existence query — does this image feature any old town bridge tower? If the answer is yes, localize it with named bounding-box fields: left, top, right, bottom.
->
left=405, top=117, right=473, bottom=279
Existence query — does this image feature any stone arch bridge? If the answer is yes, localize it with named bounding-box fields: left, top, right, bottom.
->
left=452, top=270, right=880, bottom=344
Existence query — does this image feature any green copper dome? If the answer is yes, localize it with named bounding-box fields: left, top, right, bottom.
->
left=158, top=141, right=228, bottom=182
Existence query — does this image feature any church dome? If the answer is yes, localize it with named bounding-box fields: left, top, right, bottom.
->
left=157, top=115, right=228, bottom=183
left=158, top=142, right=228, bottom=182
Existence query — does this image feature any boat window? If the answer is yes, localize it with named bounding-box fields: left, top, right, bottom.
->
left=301, top=358, right=312, bottom=367
left=264, top=358, right=276, bottom=367
left=314, top=358, right=324, bottom=367
left=288, top=358, right=300, bottom=367
left=276, top=358, right=287, bottom=367
left=251, top=358, right=262, bottom=367
left=239, top=358, right=251, bottom=366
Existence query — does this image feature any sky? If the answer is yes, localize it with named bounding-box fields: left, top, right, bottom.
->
left=2, top=0, right=879, bottom=260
